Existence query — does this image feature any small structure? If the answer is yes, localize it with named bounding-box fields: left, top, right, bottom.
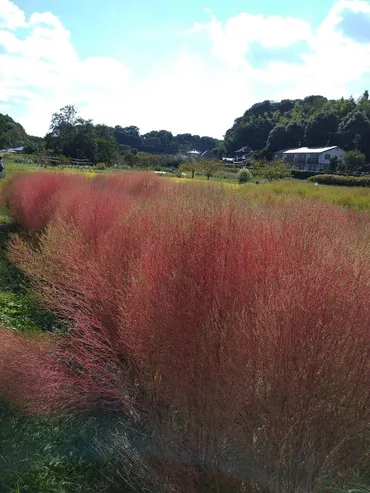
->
left=234, top=146, right=254, bottom=163
left=0, top=146, right=25, bottom=154
left=186, top=150, right=201, bottom=159
left=275, top=146, right=345, bottom=171
left=201, top=149, right=218, bottom=160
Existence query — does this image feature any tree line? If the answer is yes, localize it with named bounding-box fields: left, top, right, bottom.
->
left=2, top=92, right=370, bottom=172
left=224, top=92, right=370, bottom=163
left=0, top=106, right=220, bottom=164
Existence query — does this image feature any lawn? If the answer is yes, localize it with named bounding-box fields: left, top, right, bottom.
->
left=0, top=170, right=369, bottom=493
left=174, top=176, right=370, bottom=210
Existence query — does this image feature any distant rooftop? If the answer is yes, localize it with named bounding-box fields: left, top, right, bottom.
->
left=0, top=146, right=25, bottom=153
left=279, top=146, right=339, bottom=155
left=235, top=146, right=253, bottom=154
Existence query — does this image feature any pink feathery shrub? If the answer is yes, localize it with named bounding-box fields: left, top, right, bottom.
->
left=3, top=171, right=167, bottom=232
left=4, top=172, right=85, bottom=231
left=2, top=174, right=370, bottom=492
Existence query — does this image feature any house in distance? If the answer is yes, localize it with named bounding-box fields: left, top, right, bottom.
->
left=234, top=146, right=254, bottom=164
left=274, top=146, right=346, bottom=172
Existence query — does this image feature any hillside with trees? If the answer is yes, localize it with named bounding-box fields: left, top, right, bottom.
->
left=43, top=105, right=220, bottom=163
left=224, top=92, right=370, bottom=160
left=0, top=106, right=220, bottom=165
left=0, top=114, right=45, bottom=153
left=0, top=114, right=29, bottom=149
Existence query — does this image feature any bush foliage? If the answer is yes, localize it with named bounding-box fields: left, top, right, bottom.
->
left=237, top=167, right=253, bottom=183
left=0, top=172, right=369, bottom=493
left=308, top=174, right=370, bottom=187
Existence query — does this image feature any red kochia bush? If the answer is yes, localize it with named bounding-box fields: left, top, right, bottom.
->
left=4, top=171, right=166, bottom=232
left=3, top=175, right=370, bottom=492
left=4, top=172, right=85, bottom=232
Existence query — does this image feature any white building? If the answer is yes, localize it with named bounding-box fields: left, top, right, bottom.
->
left=275, top=146, right=346, bottom=171
left=186, top=150, right=201, bottom=159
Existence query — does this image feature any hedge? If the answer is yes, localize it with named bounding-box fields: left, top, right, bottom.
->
left=308, top=174, right=370, bottom=187
left=292, top=170, right=327, bottom=180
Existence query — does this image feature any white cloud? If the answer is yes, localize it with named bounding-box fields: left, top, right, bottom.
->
left=1, top=0, right=370, bottom=139
left=201, top=13, right=312, bottom=68
left=191, top=0, right=370, bottom=115
left=0, top=0, right=26, bottom=29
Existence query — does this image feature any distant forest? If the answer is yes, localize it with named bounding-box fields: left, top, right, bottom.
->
left=225, top=92, right=370, bottom=160
left=2, top=92, right=370, bottom=161
left=0, top=108, right=220, bottom=161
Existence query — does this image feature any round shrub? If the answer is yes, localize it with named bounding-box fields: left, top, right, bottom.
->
left=237, top=167, right=253, bottom=183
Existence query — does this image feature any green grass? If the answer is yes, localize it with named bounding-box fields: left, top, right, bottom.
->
left=258, top=180, right=370, bottom=210
left=175, top=176, right=370, bottom=210
left=2, top=158, right=38, bottom=176
left=0, top=402, right=116, bottom=493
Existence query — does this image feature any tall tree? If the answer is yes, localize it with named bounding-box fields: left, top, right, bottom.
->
left=46, top=105, right=97, bottom=160
left=266, top=125, right=290, bottom=153
left=338, top=110, right=370, bottom=158
left=113, top=126, right=143, bottom=149
left=304, top=112, right=339, bottom=147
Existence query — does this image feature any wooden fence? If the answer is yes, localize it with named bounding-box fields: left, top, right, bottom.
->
left=37, top=156, right=94, bottom=171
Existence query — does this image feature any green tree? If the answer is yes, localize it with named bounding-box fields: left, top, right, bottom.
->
left=198, top=159, right=222, bottom=180
left=343, top=150, right=366, bottom=173
left=329, top=156, right=339, bottom=173
left=338, top=110, right=370, bottom=158
left=212, top=144, right=226, bottom=159
left=113, top=126, right=143, bottom=149
left=24, top=136, right=45, bottom=154
left=255, top=160, right=291, bottom=181
left=46, top=105, right=98, bottom=161
left=96, top=137, right=118, bottom=165
left=124, top=152, right=138, bottom=166
left=266, top=125, right=290, bottom=153
left=304, top=112, right=339, bottom=147
left=179, top=161, right=198, bottom=179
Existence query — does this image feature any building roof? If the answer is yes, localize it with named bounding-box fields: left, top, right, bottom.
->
left=280, top=146, right=339, bottom=155
left=0, top=146, right=25, bottom=153
left=201, top=149, right=217, bottom=159
left=235, top=146, right=253, bottom=154
left=187, top=150, right=201, bottom=155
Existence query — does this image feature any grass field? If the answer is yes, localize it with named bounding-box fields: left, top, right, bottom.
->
left=0, top=169, right=369, bottom=492
left=3, top=156, right=370, bottom=211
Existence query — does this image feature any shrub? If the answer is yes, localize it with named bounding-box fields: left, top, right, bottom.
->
left=95, top=162, right=108, bottom=170
left=2, top=174, right=370, bottom=492
left=292, top=169, right=327, bottom=180
left=237, top=167, right=253, bottom=183
left=3, top=172, right=85, bottom=231
left=254, top=159, right=291, bottom=181
left=344, top=150, right=366, bottom=173
left=308, top=174, right=370, bottom=187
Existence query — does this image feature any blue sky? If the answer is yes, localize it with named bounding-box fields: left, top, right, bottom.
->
left=1, top=0, right=370, bottom=137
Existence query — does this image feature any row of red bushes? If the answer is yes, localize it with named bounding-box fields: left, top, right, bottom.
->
left=1, top=171, right=369, bottom=492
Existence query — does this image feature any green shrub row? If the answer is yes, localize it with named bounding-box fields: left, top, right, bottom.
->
left=292, top=170, right=327, bottom=180
left=308, top=174, right=370, bottom=187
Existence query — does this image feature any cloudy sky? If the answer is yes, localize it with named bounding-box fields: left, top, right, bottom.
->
left=1, top=0, right=370, bottom=138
